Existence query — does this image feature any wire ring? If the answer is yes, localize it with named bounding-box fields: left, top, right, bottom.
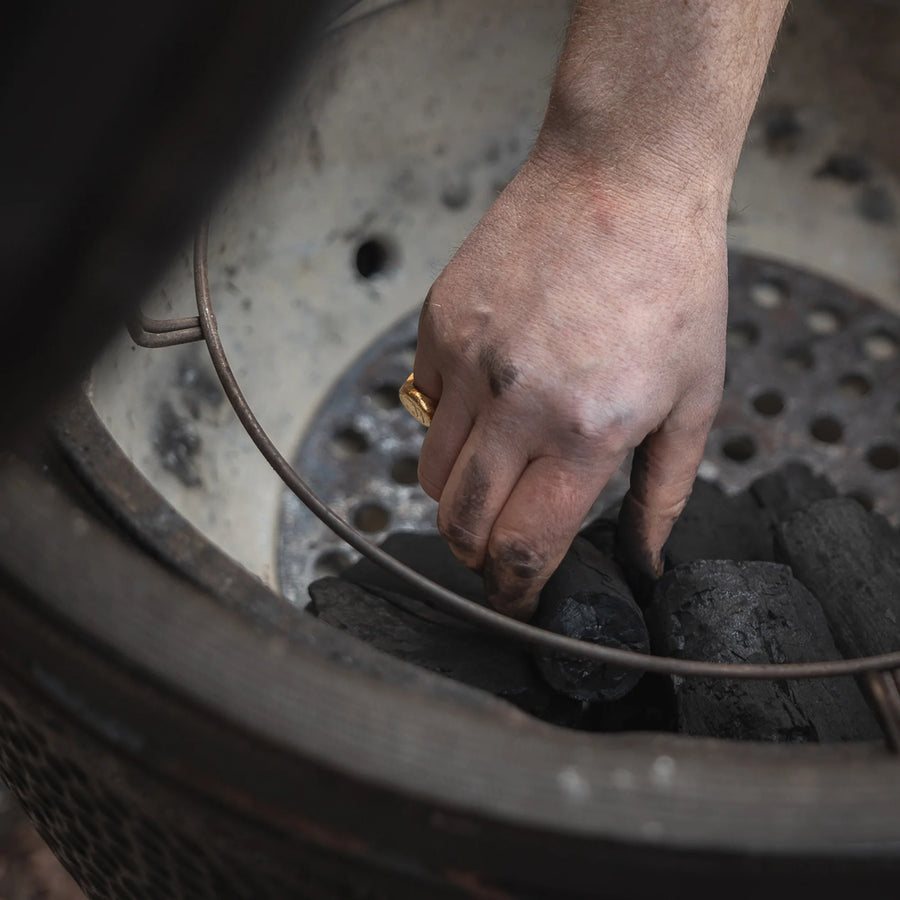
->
left=193, top=220, right=900, bottom=681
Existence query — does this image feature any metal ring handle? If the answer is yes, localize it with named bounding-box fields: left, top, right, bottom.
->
left=193, top=219, right=900, bottom=681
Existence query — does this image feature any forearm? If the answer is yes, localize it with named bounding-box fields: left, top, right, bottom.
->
left=539, top=0, right=788, bottom=200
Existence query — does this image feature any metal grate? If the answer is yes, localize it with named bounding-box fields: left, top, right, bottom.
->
left=277, top=252, right=900, bottom=600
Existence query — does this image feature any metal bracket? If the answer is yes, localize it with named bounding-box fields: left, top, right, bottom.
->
left=127, top=311, right=203, bottom=348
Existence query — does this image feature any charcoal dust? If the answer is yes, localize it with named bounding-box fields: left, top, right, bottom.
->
left=153, top=400, right=203, bottom=488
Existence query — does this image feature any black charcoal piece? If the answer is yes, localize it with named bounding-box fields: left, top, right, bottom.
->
left=533, top=538, right=650, bottom=703
left=578, top=516, right=617, bottom=557
left=662, top=478, right=773, bottom=567
left=309, top=534, right=591, bottom=728
left=343, top=531, right=484, bottom=601
left=750, top=462, right=838, bottom=523
left=650, top=559, right=882, bottom=742
left=776, top=497, right=900, bottom=659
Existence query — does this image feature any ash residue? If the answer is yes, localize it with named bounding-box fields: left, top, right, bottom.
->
left=177, top=358, right=224, bottom=420
left=153, top=400, right=203, bottom=487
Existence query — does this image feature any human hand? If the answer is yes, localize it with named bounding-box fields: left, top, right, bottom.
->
left=412, top=140, right=728, bottom=620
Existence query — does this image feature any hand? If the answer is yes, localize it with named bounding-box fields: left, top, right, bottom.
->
left=413, top=141, right=728, bottom=619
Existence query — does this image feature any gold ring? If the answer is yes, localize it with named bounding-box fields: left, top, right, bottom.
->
left=399, top=373, right=436, bottom=427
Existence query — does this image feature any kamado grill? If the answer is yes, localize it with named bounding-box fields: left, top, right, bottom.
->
left=2, top=1, right=900, bottom=898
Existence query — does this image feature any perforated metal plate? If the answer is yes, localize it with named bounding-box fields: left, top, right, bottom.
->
left=278, top=253, right=900, bottom=604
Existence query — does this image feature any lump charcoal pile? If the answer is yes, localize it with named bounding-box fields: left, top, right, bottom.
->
left=307, top=461, right=898, bottom=742
left=308, top=532, right=667, bottom=732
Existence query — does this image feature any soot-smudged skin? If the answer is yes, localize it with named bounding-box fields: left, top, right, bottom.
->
left=441, top=456, right=491, bottom=559
left=478, top=345, right=518, bottom=398
left=533, top=537, right=650, bottom=702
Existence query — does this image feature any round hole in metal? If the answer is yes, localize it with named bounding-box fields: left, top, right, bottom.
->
left=314, top=550, right=353, bottom=579
left=727, top=321, right=759, bottom=349
left=782, top=344, right=814, bottom=371
left=370, top=384, right=402, bottom=410
left=867, top=443, right=900, bottom=471
left=353, top=502, right=390, bottom=533
left=390, top=457, right=420, bottom=485
left=837, top=373, right=872, bottom=398
left=354, top=237, right=396, bottom=279
left=752, top=390, right=784, bottom=417
left=862, top=329, right=898, bottom=361
left=750, top=277, right=788, bottom=309
left=809, top=415, right=843, bottom=444
left=805, top=306, right=843, bottom=335
left=330, top=427, right=369, bottom=458
left=722, top=434, right=756, bottom=462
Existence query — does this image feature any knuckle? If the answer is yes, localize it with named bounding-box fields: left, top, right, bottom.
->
left=557, top=404, right=634, bottom=456
left=437, top=514, right=482, bottom=558
left=487, top=532, right=547, bottom=582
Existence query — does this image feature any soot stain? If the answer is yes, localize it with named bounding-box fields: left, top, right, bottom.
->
left=453, top=457, right=492, bottom=534
left=441, top=522, right=478, bottom=557
left=479, top=346, right=518, bottom=398
left=483, top=552, right=541, bottom=619
left=153, top=401, right=203, bottom=488
left=857, top=185, right=896, bottom=224
left=177, top=358, right=224, bottom=420
left=814, top=153, right=870, bottom=184
left=496, top=541, right=545, bottom=581
left=762, top=106, right=801, bottom=155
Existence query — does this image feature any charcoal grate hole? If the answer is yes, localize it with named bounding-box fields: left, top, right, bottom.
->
left=752, top=390, right=784, bottom=417
left=727, top=322, right=759, bottom=349
left=810, top=415, right=843, bottom=444
left=837, top=373, right=872, bottom=397
left=330, top=427, right=368, bottom=458
left=354, top=237, right=395, bottom=279
left=750, top=277, right=789, bottom=309
left=722, top=434, right=756, bottom=462
left=370, top=384, right=402, bottom=410
left=867, top=444, right=900, bottom=471
left=353, top=503, right=390, bottom=533
left=390, top=457, right=420, bottom=485
left=805, top=306, right=843, bottom=335
left=782, top=345, right=814, bottom=371
left=314, top=550, right=353, bottom=579
left=862, top=330, right=898, bottom=361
